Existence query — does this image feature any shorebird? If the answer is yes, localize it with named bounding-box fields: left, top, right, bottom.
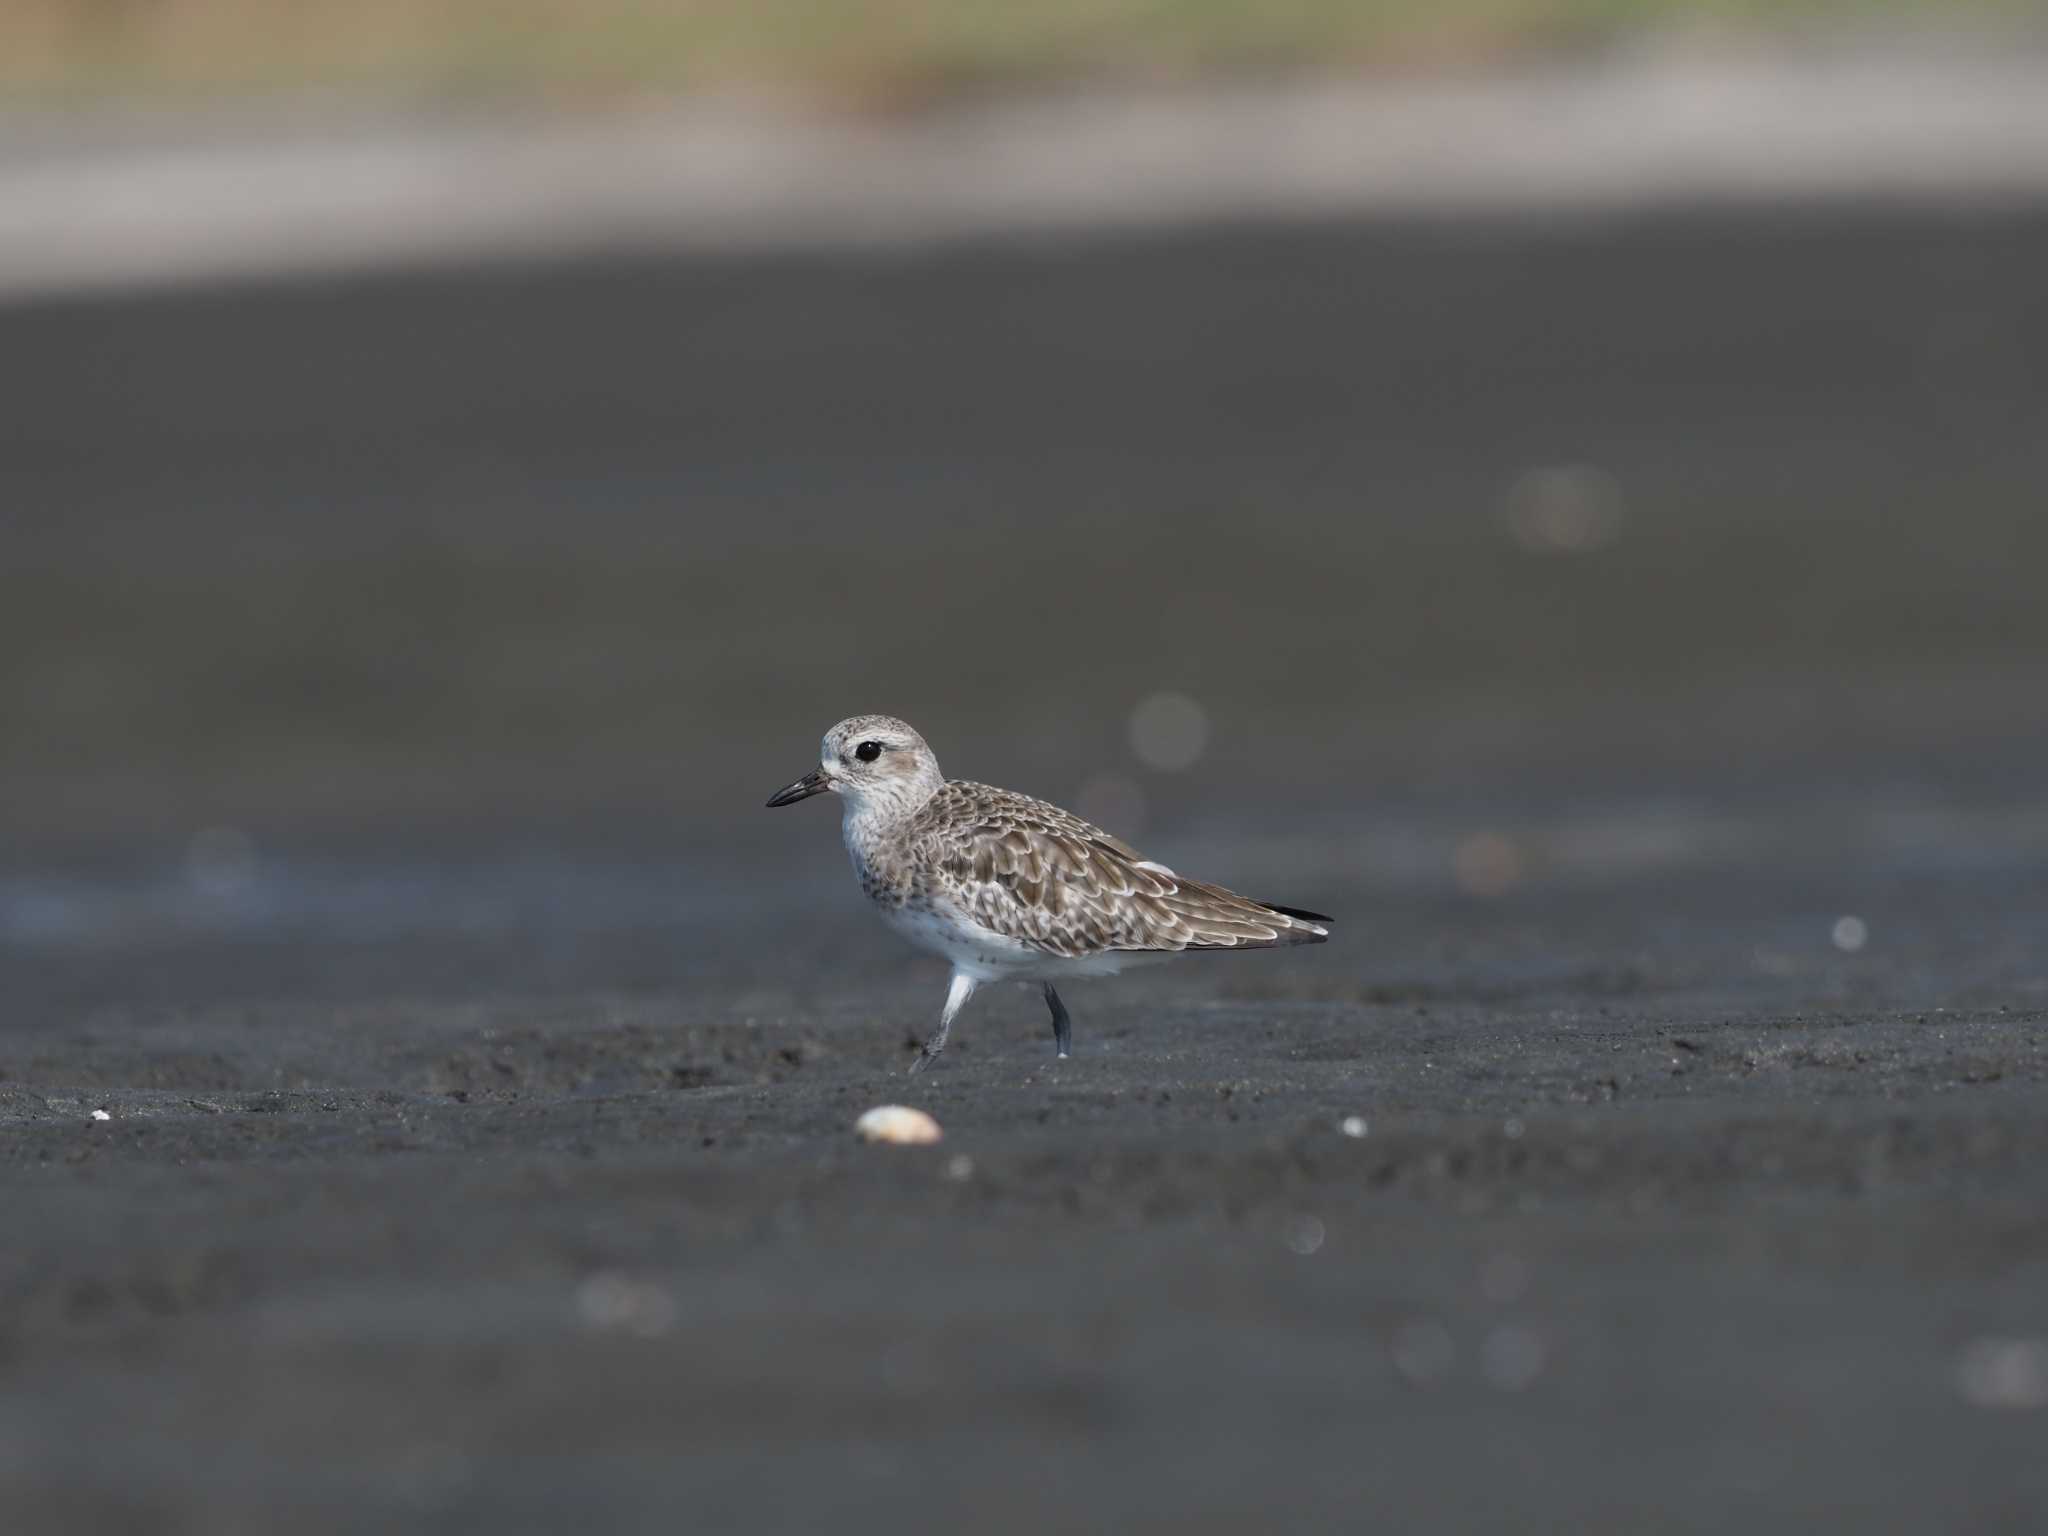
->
left=766, top=714, right=1331, bottom=1073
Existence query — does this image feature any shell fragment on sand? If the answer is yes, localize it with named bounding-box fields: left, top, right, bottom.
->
left=854, top=1105, right=943, bottom=1145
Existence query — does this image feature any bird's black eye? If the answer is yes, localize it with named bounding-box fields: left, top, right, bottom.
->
left=855, top=740, right=883, bottom=763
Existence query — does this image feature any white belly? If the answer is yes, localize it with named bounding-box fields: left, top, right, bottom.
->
left=876, top=902, right=1163, bottom=983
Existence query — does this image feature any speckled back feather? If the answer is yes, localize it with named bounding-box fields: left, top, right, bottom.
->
left=897, top=781, right=1331, bottom=960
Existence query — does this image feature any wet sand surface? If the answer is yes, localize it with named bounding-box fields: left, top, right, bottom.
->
left=5, top=205, right=2048, bottom=1530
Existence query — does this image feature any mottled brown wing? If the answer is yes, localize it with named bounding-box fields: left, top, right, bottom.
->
left=1146, top=873, right=1333, bottom=952
left=924, top=784, right=1330, bottom=958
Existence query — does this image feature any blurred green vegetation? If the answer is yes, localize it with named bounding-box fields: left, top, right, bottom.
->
left=5, top=0, right=2045, bottom=104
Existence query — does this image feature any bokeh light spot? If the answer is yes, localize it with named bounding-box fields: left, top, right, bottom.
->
left=1956, top=1337, right=2048, bottom=1410
left=574, top=1271, right=676, bottom=1337
left=1481, top=1325, right=1548, bottom=1391
left=1453, top=832, right=1523, bottom=897
left=1502, top=464, right=1626, bottom=552
left=1129, top=692, right=1209, bottom=772
left=1283, top=1215, right=1326, bottom=1256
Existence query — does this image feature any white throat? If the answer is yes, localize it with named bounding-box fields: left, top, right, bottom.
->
left=838, top=764, right=942, bottom=877
left=839, top=769, right=940, bottom=830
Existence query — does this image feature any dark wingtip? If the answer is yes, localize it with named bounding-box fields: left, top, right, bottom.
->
left=1264, top=903, right=1333, bottom=926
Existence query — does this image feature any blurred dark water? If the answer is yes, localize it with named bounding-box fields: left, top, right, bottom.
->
left=4, top=204, right=2047, bottom=874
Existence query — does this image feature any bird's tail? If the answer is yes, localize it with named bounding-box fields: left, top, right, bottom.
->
left=1256, top=901, right=1333, bottom=945
left=1166, top=879, right=1333, bottom=949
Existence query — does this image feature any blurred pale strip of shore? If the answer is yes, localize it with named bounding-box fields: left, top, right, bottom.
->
left=8, top=50, right=2048, bottom=298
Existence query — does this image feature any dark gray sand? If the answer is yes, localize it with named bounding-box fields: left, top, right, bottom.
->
left=4, top=205, right=2048, bottom=1531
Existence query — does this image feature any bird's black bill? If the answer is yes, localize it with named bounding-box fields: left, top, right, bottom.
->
left=765, top=769, right=831, bottom=808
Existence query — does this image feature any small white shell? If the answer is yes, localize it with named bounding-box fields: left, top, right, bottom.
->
left=854, top=1105, right=943, bottom=1145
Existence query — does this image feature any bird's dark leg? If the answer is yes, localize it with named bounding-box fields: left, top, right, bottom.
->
left=1043, top=982, right=1072, bottom=1059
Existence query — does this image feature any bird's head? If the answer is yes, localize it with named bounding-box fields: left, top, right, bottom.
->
left=765, top=714, right=944, bottom=818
